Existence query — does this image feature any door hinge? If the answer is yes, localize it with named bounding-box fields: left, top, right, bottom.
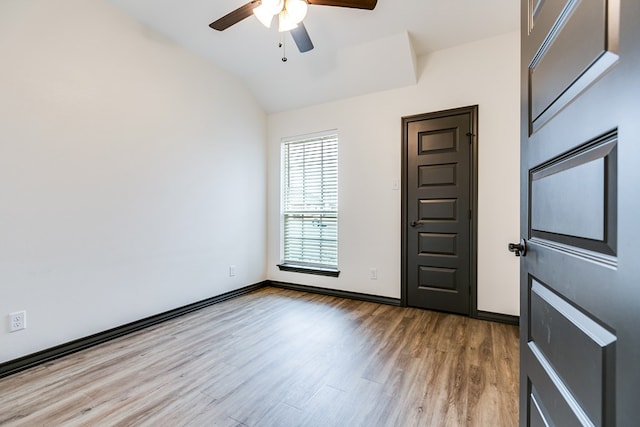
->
left=469, top=209, right=472, bottom=220
left=466, top=132, right=475, bottom=143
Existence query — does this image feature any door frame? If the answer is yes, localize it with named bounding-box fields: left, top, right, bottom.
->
left=400, top=105, right=479, bottom=316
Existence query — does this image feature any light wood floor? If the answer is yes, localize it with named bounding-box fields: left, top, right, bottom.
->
left=0, top=287, right=519, bottom=426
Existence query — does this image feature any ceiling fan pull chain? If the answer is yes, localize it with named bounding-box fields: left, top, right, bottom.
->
left=279, top=33, right=288, bottom=62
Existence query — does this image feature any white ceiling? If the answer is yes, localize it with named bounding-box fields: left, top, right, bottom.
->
left=106, top=0, right=519, bottom=112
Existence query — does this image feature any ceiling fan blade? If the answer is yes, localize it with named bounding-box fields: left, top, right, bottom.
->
left=290, top=22, right=314, bottom=53
left=210, top=0, right=261, bottom=31
left=306, top=0, right=377, bottom=10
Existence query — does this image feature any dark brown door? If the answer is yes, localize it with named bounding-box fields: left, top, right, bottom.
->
left=402, top=106, right=477, bottom=315
left=519, top=0, right=640, bottom=425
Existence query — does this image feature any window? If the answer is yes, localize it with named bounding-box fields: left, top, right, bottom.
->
left=279, top=132, right=339, bottom=276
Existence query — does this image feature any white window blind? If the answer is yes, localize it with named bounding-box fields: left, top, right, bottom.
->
left=282, top=133, right=338, bottom=267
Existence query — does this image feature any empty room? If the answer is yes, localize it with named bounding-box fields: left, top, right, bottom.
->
left=1, top=0, right=638, bottom=426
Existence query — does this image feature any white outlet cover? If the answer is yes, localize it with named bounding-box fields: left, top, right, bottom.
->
left=9, top=311, right=26, bottom=332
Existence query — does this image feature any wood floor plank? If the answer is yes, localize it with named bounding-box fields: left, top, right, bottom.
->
left=297, top=384, right=346, bottom=426
left=253, top=402, right=303, bottom=427
left=0, top=287, right=519, bottom=426
left=490, top=322, right=519, bottom=396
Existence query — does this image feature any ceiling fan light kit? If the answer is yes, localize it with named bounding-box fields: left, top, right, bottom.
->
left=261, top=0, right=285, bottom=14
left=282, top=0, right=309, bottom=28
left=278, top=11, right=298, bottom=32
left=253, top=5, right=275, bottom=27
left=210, top=0, right=377, bottom=53
left=278, top=10, right=302, bottom=32
left=254, top=0, right=308, bottom=32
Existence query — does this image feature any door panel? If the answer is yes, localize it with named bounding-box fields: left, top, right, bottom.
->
left=527, top=0, right=619, bottom=133
left=520, top=0, right=639, bottom=425
left=403, top=106, right=477, bottom=315
left=529, top=133, right=617, bottom=256
left=529, top=279, right=616, bottom=426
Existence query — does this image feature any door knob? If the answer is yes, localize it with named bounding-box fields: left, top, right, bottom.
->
left=508, top=239, right=527, bottom=257
left=410, top=221, right=421, bottom=227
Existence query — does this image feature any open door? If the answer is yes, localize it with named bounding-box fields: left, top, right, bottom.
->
left=518, top=0, right=640, bottom=425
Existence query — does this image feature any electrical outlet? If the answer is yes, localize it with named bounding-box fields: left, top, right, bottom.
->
left=229, top=265, right=236, bottom=277
left=9, top=311, right=26, bottom=332
left=369, top=268, right=378, bottom=280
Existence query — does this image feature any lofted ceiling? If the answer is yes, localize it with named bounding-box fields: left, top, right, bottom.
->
left=106, top=0, right=519, bottom=112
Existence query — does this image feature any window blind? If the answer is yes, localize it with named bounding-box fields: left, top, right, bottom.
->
left=283, top=133, right=338, bottom=267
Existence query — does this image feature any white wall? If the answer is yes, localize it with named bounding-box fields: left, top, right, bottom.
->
left=267, top=32, right=520, bottom=315
left=0, top=0, right=267, bottom=363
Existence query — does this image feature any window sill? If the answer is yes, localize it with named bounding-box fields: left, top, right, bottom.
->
left=277, top=263, right=340, bottom=277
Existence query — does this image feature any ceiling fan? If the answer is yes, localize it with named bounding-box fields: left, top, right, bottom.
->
left=209, top=0, right=378, bottom=54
